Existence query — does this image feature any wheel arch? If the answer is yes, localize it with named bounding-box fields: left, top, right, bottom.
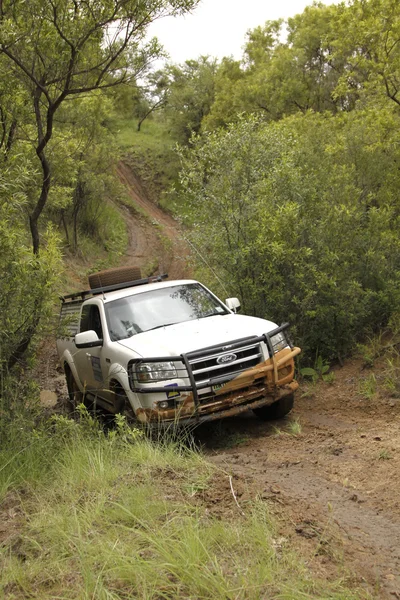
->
left=61, top=351, right=84, bottom=393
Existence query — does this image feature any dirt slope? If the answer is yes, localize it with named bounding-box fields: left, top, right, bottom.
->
left=116, top=161, right=191, bottom=280
left=37, top=161, right=191, bottom=400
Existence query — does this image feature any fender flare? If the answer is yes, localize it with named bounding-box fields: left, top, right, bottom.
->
left=61, top=350, right=84, bottom=393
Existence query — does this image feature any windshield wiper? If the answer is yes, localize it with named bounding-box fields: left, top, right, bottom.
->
left=146, top=322, right=180, bottom=332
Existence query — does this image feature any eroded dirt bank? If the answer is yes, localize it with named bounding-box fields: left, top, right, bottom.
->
left=41, top=162, right=400, bottom=599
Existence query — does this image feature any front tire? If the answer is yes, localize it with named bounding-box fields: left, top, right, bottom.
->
left=110, top=382, right=137, bottom=422
left=253, top=393, right=294, bottom=420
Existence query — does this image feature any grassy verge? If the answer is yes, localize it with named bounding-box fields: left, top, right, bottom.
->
left=0, top=403, right=368, bottom=600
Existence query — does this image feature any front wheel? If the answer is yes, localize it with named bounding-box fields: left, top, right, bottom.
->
left=253, top=393, right=294, bottom=420
left=110, top=383, right=137, bottom=422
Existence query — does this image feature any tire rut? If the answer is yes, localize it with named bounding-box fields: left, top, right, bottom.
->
left=116, top=161, right=191, bottom=280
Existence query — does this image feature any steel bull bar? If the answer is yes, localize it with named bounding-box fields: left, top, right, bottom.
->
left=128, top=323, right=301, bottom=423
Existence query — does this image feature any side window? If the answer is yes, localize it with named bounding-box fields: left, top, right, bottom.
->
left=80, top=305, right=103, bottom=339
left=91, top=306, right=103, bottom=339
left=80, top=306, right=91, bottom=333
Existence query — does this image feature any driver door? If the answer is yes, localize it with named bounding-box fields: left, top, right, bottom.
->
left=74, top=303, right=107, bottom=398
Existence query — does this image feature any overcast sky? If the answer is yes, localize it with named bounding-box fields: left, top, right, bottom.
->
left=147, top=0, right=342, bottom=65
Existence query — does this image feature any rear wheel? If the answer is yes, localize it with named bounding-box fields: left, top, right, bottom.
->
left=253, top=393, right=294, bottom=420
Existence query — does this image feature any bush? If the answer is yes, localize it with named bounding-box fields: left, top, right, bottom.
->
left=0, top=170, right=62, bottom=383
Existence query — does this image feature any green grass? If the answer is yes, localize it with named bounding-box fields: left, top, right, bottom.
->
left=0, top=398, right=369, bottom=600
left=358, top=372, right=378, bottom=400
left=60, top=199, right=129, bottom=293
left=0, top=376, right=367, bottom=600
left=287, top=418, right=302, bottom=436
left=112, top=117, right=173, bottom=152
left=377, top=449, right=392, bottom=460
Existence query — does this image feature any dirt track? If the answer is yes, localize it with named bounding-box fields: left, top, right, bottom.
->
left=43, top=161, right=400, bottom=599
left=116, top=161, right=191, bottom=280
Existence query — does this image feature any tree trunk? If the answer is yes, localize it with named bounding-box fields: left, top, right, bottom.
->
left=29, top=148, right=51, bottom=255
left=72, top=178, right=85, bottom=252
left=137, top=100, right=164, bottom=131
left=60, top=209, right=70, bottom=245
left=30, top=90, right=55, bottom=254
left=6, top=307, right=41, bottom=372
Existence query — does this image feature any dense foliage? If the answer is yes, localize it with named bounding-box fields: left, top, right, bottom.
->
left=0, top=0, right=199, bottom=253
left=177, top=108, right=400, bottom=360
left=0, top=0, right=199, bottom=375
left=0, top=167, right=61, bottom=383
left=2, top=0, right=400, bottom=369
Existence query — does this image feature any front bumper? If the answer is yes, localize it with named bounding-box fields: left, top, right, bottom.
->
left=128, top=323, right=301, bottom=424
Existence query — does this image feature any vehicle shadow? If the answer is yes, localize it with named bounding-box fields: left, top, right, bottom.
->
left=191, top=411, right=280, bottom=453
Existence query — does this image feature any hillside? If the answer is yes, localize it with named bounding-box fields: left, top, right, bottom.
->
left=3, top=1, right=400, bottom=597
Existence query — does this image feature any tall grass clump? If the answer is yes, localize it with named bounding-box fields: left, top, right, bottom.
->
left=1, top=400, right=368, bottom=599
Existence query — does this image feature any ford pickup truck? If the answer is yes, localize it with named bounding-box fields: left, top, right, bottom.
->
left=56, top=268, right=301, bottom=425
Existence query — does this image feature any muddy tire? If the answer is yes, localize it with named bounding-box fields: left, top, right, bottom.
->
left=110, top=382, right=137, bottom=421
left=88, top=266, right=142, bottom=289
left=253, top=393, right=294, bottom=420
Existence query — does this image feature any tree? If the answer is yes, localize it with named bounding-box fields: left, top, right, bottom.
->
left=204, top=6, right=346, bottom=130
left=0, top=164, right=61, bottom=380
left=201, top=57, right=245, bottom=131
left=163, top=56, right=218, bottom=144
left=332, top=0, right=400, bottom=109
left=137, top=70, right=170, bottom=131
left=0, top=0, right=199, bottom=253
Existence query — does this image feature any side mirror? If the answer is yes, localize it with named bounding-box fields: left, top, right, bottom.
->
left=75, top=330, right=103, bottom=348
left=225, top=297, right=241, bottom=313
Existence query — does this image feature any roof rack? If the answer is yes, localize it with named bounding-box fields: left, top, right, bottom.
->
left=61, top=274, right=169, bottom=302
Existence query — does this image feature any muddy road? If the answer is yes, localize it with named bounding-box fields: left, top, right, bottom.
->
left=196, top=361, right=400, bottom=599
left=43, top=161, right=400, bottom=599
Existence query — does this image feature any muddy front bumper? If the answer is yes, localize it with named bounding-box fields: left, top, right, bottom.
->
left=128, top=323, right=301, bottom=424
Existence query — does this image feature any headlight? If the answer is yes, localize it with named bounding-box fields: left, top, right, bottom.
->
left=136, top=361, right=177, bottom=383
left=270, top=332, right=288, bottom=353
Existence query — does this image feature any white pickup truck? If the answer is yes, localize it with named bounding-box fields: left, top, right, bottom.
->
left=57, top=268, right=301, bottom=426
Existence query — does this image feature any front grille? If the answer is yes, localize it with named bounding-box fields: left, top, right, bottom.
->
left=188, top=342, right=262, bottom=386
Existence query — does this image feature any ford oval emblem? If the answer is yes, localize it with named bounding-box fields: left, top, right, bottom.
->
left=217, top=353, right=237, bottom=365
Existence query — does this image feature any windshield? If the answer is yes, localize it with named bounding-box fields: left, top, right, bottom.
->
left=105, top=283, right=229, bottom=341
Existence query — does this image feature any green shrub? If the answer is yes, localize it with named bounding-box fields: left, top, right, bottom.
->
left=0, top=172, right=62, bottom=382
left=176, top=111, right=400, bottom=360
